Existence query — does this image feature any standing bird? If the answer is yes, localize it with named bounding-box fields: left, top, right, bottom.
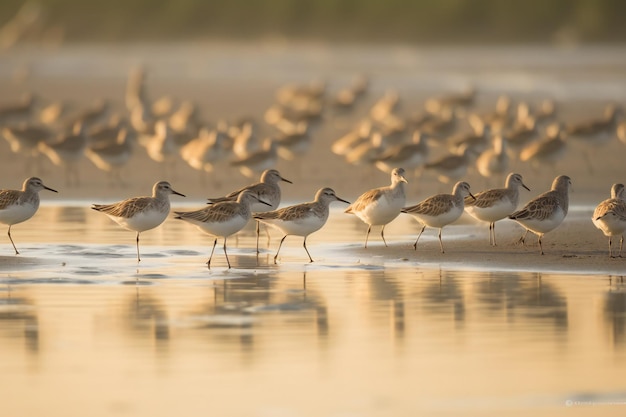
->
left=254, top=188, right=350, bottom=263
left=592, top=183, right=626, bottom=258
left=508, top=175, right=572, bottom=255
left=207, top=169, right=292, bottom=252
left=464, top=173, right=530, bottom=246
left=91, top=181, right=185, bottom=262
left=345, top=167, right=408, bottom=248
left=175, top=190, right=270, bottom=269
left=402, top=181, right=474, bottom=253
left=0, top=177, right=58, bottom=255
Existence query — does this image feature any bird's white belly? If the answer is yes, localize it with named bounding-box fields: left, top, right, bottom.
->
left=110, top=209, right=168, bottom=232
left=409, top=206, right=463, bottom=228
left=356, top=196, right=404, bottom=225
left=593, top=214, right=626, bottom=237
left=466, top=200, right=515, bottom=223
left=268, top=215, right=325, bottom=236
left=194, top=215, right=248, bottom=238
left=0, top=202, right=38, bottom=225
left=517, top=208, right=565, bottom=234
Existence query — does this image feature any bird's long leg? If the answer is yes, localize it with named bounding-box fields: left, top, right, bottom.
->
left=517, top=229, right=529, bottom=246
left=265, top=224, right=271, bottom=246
left=413, top=225, right=426, bottom=250
left=538, top=234, right=544, bottom=255
left=136, top=232, right=141, bottom=262
left=8, top=225, right=19, bottom=255
left=274, top=235, right=288, bottom=264
left=609, top=236, right=614, bottom=258
left=223, top=237, right=231, bottom=269
left=438, top=228, right=445, bottom=253
left=207, top=238, right=218, bottom=269
left=380, top=225, right=388, bottom=247
left=255, top=220, right=260, bottom=253
left=303, top=237, right=313, bottom=263
left=619, top=235, right=624, bottom=257
left=364, top=225, right=372, bottom=248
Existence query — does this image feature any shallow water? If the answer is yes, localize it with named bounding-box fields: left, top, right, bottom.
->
left=1, top=204, right=626, bottom=416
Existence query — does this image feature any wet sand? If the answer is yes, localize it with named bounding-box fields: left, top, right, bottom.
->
left=0, top=203, right=621, bottom=278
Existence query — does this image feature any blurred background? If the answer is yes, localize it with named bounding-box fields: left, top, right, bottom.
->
left=1, top=0, right=626, bottom=46
left=1, top=1, right=626, bottom=203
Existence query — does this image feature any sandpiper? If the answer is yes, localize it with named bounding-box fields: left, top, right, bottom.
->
left=508, top=175, right=572, bottom=255
left=207, top=169, right=292, bottom=252
left=592, top=183, right=626, bottom=258
left=0, top=177, right=58, bottom=254
left=345, top=167, right=408, bottom=248
left=464, top=173, right=530, bottom=246
left=402, top=181, right=474, bottom=253
left=175, top=190, right=270, bottom=269
left=254, top=187, right=350, bottom=263
left=92, top=181, right=185, bottom=262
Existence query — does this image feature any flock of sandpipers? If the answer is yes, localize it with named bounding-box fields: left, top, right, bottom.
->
left=1, top=70, right=626, bottom=268
left=0, top=167, right=624, bottom=269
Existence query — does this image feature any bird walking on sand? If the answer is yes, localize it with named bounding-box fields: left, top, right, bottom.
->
left=92, top=181, right=185, bottom=262
left=592, top=183, right=626, bottom=258
left=0, top=177, right=58, bottom=254
left=402, top=181, right=474, bottom=253
left=464, top=173, right=530, bottom=246
left=345, top=167, right=408, bottom=248
left=254, top=188, right=350, bottom=263
left=207, top=169, right=292, bottom=252
left=508, top=175, right=572, bottom=255
left=175, top=190, right=271, bottom=269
